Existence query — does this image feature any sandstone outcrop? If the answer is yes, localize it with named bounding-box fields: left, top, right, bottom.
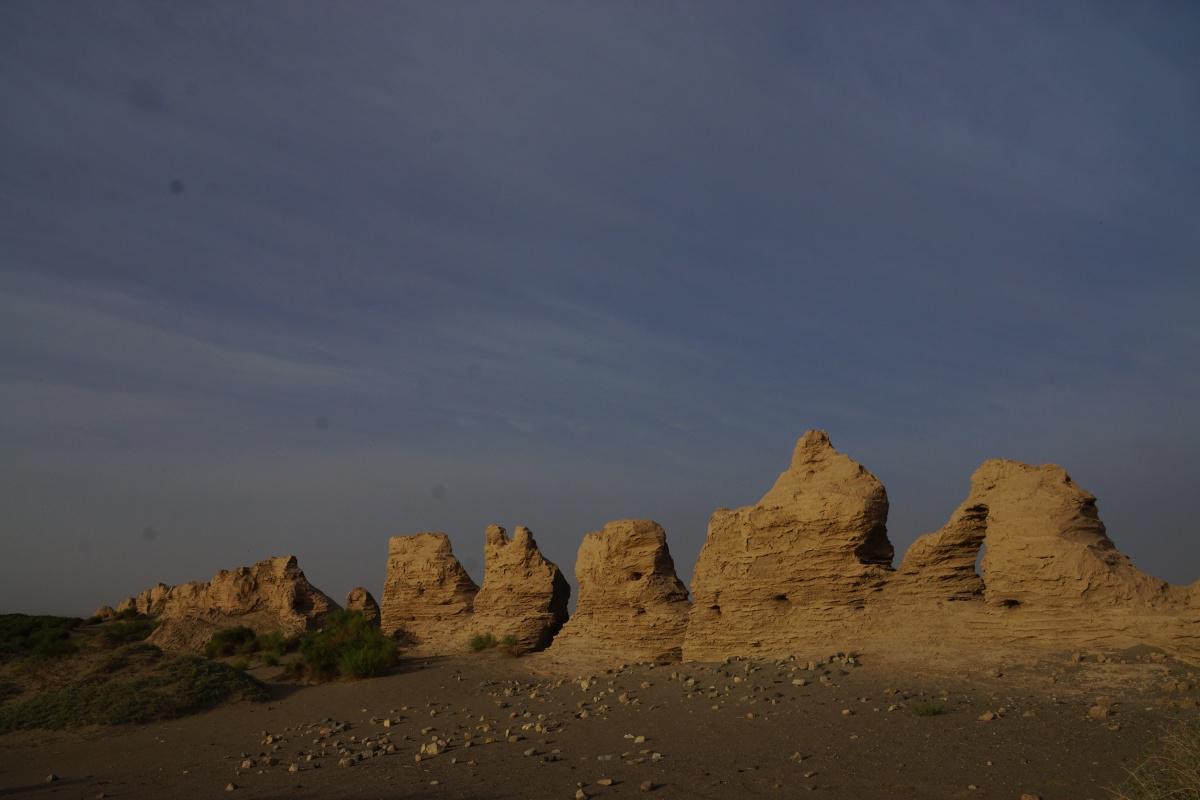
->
left=345, top=587, right=381, bottom=626
left=683, top=430, right=1198, bottom=663
left=380, top=533, right=478, bottom=654
left=551, top=519, right=690, bottom=662
left=118, top=556, right=339, bottom=653
left=885, top=458, right=1198, bottom=658
left=471, top=525, right=569, bottom=651
left=683, top=431, right=893, bottom=661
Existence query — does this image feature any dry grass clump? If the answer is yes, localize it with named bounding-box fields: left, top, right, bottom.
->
left=1111, top=717, right=1200, bottom=800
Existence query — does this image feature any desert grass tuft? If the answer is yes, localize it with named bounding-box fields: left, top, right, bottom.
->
left=1110, top=717, right=1200, bottom=800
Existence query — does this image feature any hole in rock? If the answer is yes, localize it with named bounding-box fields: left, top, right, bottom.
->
left=629, top=571, right=643, bottom=581
left=709, top=604, right=722, bottom=614
left=998, top=598, right=1021, bottom=608
left=772, top=593, right=788, bottom=602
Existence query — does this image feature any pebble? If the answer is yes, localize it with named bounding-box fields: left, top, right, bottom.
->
left=597, top=777, right=614, bottom=786
left=639, top=779, right=655, bottom=792
left=45, top=775, right=58, bottom=784
left=224, top=783, right=236, bottom=792
left=978, top=711, right=996, bottom=722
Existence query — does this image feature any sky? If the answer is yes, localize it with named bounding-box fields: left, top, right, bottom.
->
left=2, top=1, right=1198, bottom=617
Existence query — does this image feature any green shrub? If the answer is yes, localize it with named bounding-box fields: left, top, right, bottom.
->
left=297, top=611, right=396, bottom=681
left=228, top=659, right=249, bottom=672
left=912, top=701, right=947, bottom=717
left=1112, top=717, right=1200, bottom=800
left=255, top=631, right=292, bottom=656
left=96, top=618, right=157, bottom=648
left=114, top=607, right=141, bottom=621
left=0, top=653, right=267, bottom=732
left=261, top=653, right=279, bottom=667
left=469, top=633, right=498, bottom=652
left=0, top=615, right=81, bottom=659
left=204, top=627, right=259, bottom=659
left=499, top=635, right=522, bottom=657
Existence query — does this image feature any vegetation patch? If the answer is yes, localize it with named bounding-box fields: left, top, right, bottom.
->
left=911, top=700, right=948, bottom=717
left=0, top=645, right=267, bottom=733
left=292, top=611, right=396, bottom=681
left=0, top=614, right=82, bottom=659
left=204, top=627, right=297, bottom=662
left=469, top=633, right=498, bottom=652
left=95, top=617, right=157, bottom=648
left=1112, top=716, right=1200, bottom=800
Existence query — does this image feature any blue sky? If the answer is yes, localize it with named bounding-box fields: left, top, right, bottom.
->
left=2, top=1, right=1198, bottom=615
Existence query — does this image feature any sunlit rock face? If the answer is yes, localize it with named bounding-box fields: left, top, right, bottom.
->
left=684, top=431, right=893, bottom=661
left=684, top=431, right=1199, bottom=663
left=550, top=519, right=691, bottom=662
left=118, top=556, right=339, bottom=653
left=470, top=524, right=570, bottom=652
left=380, top=532, right=478, bottom=655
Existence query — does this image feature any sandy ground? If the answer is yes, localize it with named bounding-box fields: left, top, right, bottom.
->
left=1, top=650, right=1197, bottom=800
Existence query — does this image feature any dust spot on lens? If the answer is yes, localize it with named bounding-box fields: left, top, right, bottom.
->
left=168, top=178, right=184, bottom=195
left=431, top=484, right=446, bottom=500
left=141, top=526, right=159, bottom=542
left=314, top=416, right=330, bottom=430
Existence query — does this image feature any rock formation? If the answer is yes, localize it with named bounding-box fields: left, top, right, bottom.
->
left=885, top=458, right=1199, bottom=658
left=471, top=525, right=570, bottom=651
left=380, top=533, right=479, bottom=654
left=684, top=430, right=1199, bottom=663
left=116, top=556, right=339, bottom=653
left=683, top=431, right=893, bottom=661
left=551, top=519, right=690, bottom=662
left=345, top=587, right=381, bottom=626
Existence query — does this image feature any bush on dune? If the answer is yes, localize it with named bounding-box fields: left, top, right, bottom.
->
left=1113, top=717, right=1200, bottom=800
left=295, top=611, right=396, bottom=681
left=0, top=614, right=82, bottom=659
left=0, top=646, right=267, bottom=733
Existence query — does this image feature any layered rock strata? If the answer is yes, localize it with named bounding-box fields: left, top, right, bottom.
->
left=684, top=430, right=1199, bottom=662
left=380, top=533, right=479, bottom=654
left=115, top=556, right=339, bottom=653
left=471, top=525, right=570, bottom=651
left=683, top=431, right=893, bottom=660
left=551, top=519, right=691, bottom=662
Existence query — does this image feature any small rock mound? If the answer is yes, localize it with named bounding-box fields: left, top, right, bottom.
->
left=380, top=533, right=478, bottom=654
left=471, top=525, right=570, bottom=651
left=551, top=519, right=690, bottom=662
left=345, top=587, right=381, bottom=626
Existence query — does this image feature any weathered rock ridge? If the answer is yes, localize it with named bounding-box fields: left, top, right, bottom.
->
left=550, top=519, right=691, bottom=662
left=116, top=556, right=338, bottom=653
left=380, top=533, right=478, bottom=654
left=471, top=525, right=570, bottom=651
left=684, top=431, right=1198, bottom=662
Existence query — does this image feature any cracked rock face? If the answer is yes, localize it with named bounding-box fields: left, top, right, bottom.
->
left=345, top=586, right=381, bottom=626
left=379, top=533, right=478, bottom=654
left=683, top=431, right=894, bottom=661
left=121, top=556, right=339, bottom=653
left=471, top=525, right=570, bottom=651
left=551, top=519, right=690, bottom=662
